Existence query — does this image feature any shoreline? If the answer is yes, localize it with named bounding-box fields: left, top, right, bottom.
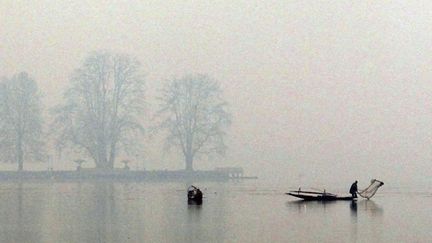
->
left=0, top=170, right=257, bottom=182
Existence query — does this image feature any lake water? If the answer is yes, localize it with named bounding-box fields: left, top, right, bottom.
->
left=0, top=180, right=430, bottom=243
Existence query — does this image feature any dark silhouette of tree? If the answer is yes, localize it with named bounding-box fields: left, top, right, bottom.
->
left=0, top=72, right=45, bottom=171
left=157, top=74, right=231, bottom=171
left=53, top=51, right=145, bottom=169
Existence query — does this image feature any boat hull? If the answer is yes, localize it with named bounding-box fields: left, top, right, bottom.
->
left=188, top=198, right=203, bottom=205
left=287, top=192, right=354, bottom=201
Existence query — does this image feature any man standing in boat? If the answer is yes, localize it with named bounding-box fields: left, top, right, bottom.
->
left=349, top=181, right=358, bottom=198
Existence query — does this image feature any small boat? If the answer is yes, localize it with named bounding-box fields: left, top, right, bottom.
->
left=286, top=190, right=354, bottom=201
left=287, top=179, right=384, bottom=201
left=187, top=185, right=203, bottom=204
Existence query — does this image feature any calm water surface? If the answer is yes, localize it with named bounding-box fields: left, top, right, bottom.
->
left=0, top=181, right=430, bottom=243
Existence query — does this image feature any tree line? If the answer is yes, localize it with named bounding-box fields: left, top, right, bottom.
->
left=0, top=51, right=231, bottom=171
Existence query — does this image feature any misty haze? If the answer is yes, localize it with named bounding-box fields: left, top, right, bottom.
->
left=1, top=1, right=431, bottom=242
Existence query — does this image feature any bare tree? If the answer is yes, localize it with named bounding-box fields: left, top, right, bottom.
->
left=0, top=72, right=45, bottom=171
left=158, top=74, right=231, bottom=171
left=52, top=51, right=145, bottom=169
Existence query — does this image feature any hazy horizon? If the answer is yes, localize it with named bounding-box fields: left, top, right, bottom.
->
left=1, top=1, right=432, bottom=187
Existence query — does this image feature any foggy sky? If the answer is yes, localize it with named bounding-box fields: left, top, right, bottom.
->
left=1, top=1, right=432, bottom=187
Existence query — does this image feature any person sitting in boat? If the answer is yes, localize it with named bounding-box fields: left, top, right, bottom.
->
left=188, top=185, right=203, bottom=202
left=188, top=186, right=197, bottom=198
left=349, top=180, right=358, bottom=198
left=196, top=188, right=203, bottom=198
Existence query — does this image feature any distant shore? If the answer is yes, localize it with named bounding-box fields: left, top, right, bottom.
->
left=0, top=169, right=257, bottom=182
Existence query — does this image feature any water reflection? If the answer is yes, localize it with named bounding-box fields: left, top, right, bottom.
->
left=357, top=199, right=384, bottom=216
left=185, top=203, right=203, bottom=242
left=0, top=182, right=397, bottom=242
left=350, top=200, right=357, bottom=216
left=38, top=182, right=122, bottom=242
left=162, top=183, right=227, bottom=242
left=286, top=199, right=383, bottom=217
left=349, top=200, right=358, bottom=242
left=0, top=182, right=46, bottom=243
left=285, top=199, right=338, bottom=213
left=90, top=182, right=119, bottom=242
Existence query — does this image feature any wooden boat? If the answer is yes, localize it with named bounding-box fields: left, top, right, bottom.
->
left=187, top=185, right=203, bottom=204
left=286, top=190, right=354, bottom=201
left=288, top=179, right=384, bottom=201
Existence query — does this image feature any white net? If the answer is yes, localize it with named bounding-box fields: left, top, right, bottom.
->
left=358, top=179, right=384, bottom=199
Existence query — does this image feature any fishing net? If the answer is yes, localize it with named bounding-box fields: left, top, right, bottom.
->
left=358, top=179, right=384, bottom=199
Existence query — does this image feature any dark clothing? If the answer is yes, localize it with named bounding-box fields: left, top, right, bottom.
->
left=349, top=182, right=358, bottom=198
left=188, top=186, right=203, bottom=200
left=196, top=189, right=203, bottom=199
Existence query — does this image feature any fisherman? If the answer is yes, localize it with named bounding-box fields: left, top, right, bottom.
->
left=196, top=188, right=203, bottom=199
left=188, top=186, right=198, bottom=198
left=349, top=180, right=358, bottom=198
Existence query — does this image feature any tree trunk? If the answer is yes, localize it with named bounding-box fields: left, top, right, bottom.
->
left=96, top=158, right=113, bottom=169
left=108, top=141, right=116, bottom=169
left=185, top=153, right=193, bottom=171
left=17, top=136, right=23, bottom=171
left=95, top=137, right=114, bottom=169
left=18, top=153, right=23, bottom=171
left=185, top=132, right=194, bottom=171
